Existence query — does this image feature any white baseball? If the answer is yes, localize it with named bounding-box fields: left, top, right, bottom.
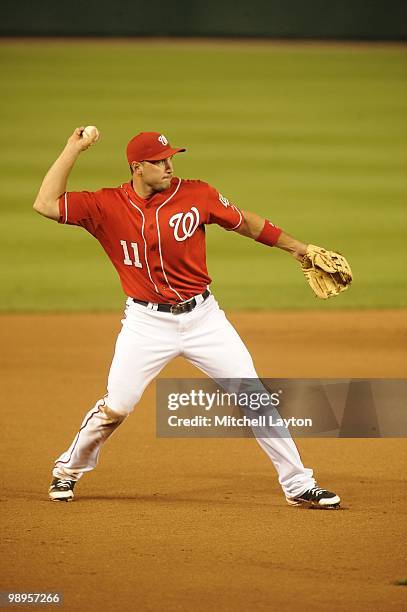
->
left=82, top=125, right=100, bottom=142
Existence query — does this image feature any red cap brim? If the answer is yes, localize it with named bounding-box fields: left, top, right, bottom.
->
left=142, top=147, right=186, bottom=161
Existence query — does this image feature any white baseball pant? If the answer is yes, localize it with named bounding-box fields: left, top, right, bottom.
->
left=53, top=294, right=316, bottom=498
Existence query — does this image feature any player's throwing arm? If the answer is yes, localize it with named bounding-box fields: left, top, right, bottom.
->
left=33, top=126, right=100, bottom=220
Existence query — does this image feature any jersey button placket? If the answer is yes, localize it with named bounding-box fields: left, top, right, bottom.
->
left=144, top=212, right=161, bottom=291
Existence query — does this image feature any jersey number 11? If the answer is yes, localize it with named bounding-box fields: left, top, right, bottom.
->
left=120, top=240, right=142, bottom=268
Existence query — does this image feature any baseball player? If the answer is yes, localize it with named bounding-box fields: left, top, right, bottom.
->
left=33, top=127, right=342, bottom=509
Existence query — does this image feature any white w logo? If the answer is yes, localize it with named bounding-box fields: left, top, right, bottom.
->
left=169, top=207, right=200, bottom=242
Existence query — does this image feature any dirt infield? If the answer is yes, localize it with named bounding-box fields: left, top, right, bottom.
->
left=1, top=310, right=407, bottom=611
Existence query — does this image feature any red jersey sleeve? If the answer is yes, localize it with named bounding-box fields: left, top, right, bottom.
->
left=205, top=184, right=243, bottom=231
left=58, top=191, right=104, bottom=235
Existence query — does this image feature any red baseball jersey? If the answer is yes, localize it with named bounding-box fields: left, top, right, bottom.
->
left=58, top=177, right=243, bottom=303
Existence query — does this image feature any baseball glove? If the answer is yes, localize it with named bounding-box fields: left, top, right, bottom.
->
left=301, top=244, right=353, bottom=299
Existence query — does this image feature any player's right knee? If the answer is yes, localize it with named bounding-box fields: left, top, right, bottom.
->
left=100, top=405, right=127, bottom=422
left=104, top=388, right=142, bottom=417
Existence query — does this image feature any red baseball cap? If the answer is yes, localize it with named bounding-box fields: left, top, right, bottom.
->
left=126, top=132, right=186, bottom=163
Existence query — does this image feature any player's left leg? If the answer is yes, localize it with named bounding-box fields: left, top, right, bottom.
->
left=179, top=295, right=339, bottom=506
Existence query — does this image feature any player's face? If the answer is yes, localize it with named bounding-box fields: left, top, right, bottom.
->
left=139, top=157, right=174, bottom=193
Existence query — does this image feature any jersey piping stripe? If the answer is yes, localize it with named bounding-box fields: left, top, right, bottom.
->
left=226, top=207, right=243, bottom=231
left=63, top=193, right=68, bottom=224
left=156, top=178, right=185, bottom=301
left=124, top=194, right=160, bottom=295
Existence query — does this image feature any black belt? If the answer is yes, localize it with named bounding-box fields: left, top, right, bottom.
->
left=133, top=289, right=210, bottom=315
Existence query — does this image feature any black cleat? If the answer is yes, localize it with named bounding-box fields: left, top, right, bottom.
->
left=286, top=486, right=340, bottom=509
left=48, top=477, right=76, bottom=502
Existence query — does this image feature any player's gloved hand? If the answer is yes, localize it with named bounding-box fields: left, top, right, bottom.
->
left=301, top=244, right=353, bottom=299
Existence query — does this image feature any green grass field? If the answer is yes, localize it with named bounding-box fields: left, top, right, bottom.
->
left=0, top=40, right=406, bottom=311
